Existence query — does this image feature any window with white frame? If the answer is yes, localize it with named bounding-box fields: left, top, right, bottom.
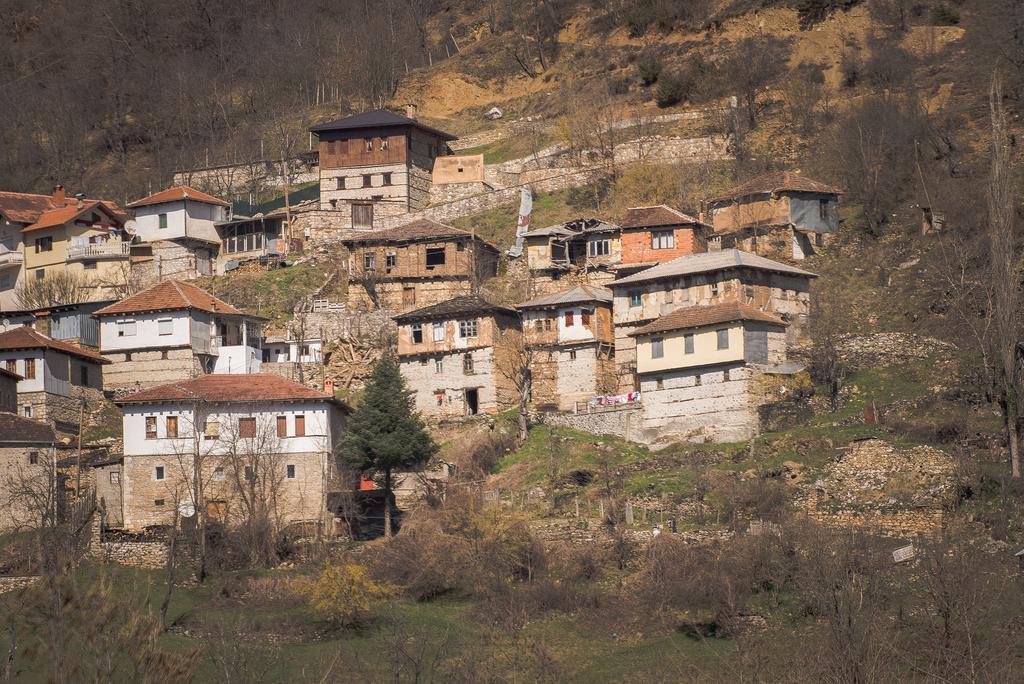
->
left=411, top=324, right=423, bottom=344
left=434, top=358, right=443, bottom=373
left=588, top=239, right=610, bottom=257
left=716, top=328, right=729, bottom=350
left=286, top=464, right=296, bottom=479
left=117, top=319, right=136, bottom=337
left=459, top=319, right=478, bottom=338
left=651, top=230, right=675, bottom=250
left=432, top=322, right=445, bottom=341
left=154, top=465, right=165, bottom=481
left=684, top=333, right=695, bottom=354
left=157, top=318, right=173, bottom=336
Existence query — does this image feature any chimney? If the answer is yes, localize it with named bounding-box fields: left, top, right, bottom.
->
left=52, top=185, right=65, bottom=205
left=324, top=378, right=335, bottom=395
left=406, top=103, right=418, bottom=120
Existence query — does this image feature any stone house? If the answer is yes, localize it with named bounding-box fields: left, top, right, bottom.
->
left=94, top=279, right=264, bottom=393
left=311, top=108, right=457, bottom=229
left=0, top=326, right=107, bottom=433
left=704, top=171, right=841, bottom=261
left=115, top=374, right=347, bottom=532
left=523, top=218, right=622, bottom=295
left=618, top=205, right=711, bottom=273
left=516, top=284, right=616, bottom=411
left=393, top=295, right=520, bottom=418
left=607, top=249, right=816, bottom=391
left=0, top=413, right=65, bottom=533
left=341, top=219, right=500, bottom=313
left=0, top=186, right=129, bottom=308
left=630, top=302, right=788, bottom=444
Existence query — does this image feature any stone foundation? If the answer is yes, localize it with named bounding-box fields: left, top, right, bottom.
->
left=102, top=347, right=202, bottom=393
left=539, top=405, right=642, bottom=441
left=19, top=386, right=104, bottom=435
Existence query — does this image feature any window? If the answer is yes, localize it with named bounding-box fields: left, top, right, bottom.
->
left=403, top=287, right=416, bottom=305
left=651, top=230, right=675, bottom=250
left=569, top=350, right=577, bottom=360
left=534, top=319, right=543, bottom=333
left=154, top=466, right=165, bottom=481
left=117, top=320, right=136, bottom=337
left=110, top=471, right=119, bottom=484
left=651, top=337, right=664, bottom=359
left=286, top=464, right=296, bottom=479
left=432, top=323, right=445, bottom=342
left=819, top=199, right=829, bottom=220
left=716, top=329, right=729, bottom=350
left=238, top=417, right=256, bottom=438
left=463, top=353, right=474, bottom=375
left=665, top=290, right=674, bottom=304
left=564, top=310, right=574, bottom=326
left=4, top=360, right=13, bottom=374
left=655, top=377, right=664, bottom=390
left=145, top=416, right=157, bottom=439
left=80, top=366, right=88, bottom=386
left=154, top=499, right=165, bottom=506
left=28, top=453, right=37, bottom=465
left=277, top=415, right=287, bottom=438
left=684, top=333, right=694, bottom=354
left=336, top=177, right=345, bottom=191
left=544, top=319, right=552, bottom=331
left=411, top=324, right=423, bottom=344
left=295, top=415, right=305, bottom=436
left=364, top=138, right=373, bottom=152
left=434, top=358, right=443, bottom=373
left=362, top=173, right=372, bottom=187
left=223, top=221, right=267, bottom=254
left=582, top=309, right=592, bottom=326
left=83, top=260, right=97, bottom=270
left=158, top=318, right=173, bottom=336
left=456, top=241, right=465, bottom=252
left=213, top=466, right=225, bottom=481
left=386, top=252, right=397, bottom=271
left=381, top=139, right=389, bottom=151
left=724, top=369, right=731, bottom=381
left=35, top=269, right=45, bottom=280
left=158, top=213, right=168, bottom=229
left=244, top=466, right=254, bottom=481
left=711, top=282, right=719, bottom=297
left=22, top=405, right=31, bottom=418
left=382, top=172, right=392, bottom=185
left=23, top=358, right=35, bottom=380
left=352, top=203, right=373, bottom=229
left=363, top=253, right=376, bottom=270
left=425, top=247, right=446, bottom=268
left=629, top=291, right=642, bottom=307
left=34, top=236, right=52, bottom=253
left=459, top=319, right=478, bottom=338
left=166, top=416, right=178, bottom=438
left=588, top=239, right=610, bottom=257
left=203, top=421, right=219, bottom=440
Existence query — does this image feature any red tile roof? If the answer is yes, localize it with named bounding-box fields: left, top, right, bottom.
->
left=620, top=205, right=710, bottom=230
left=93, top=280, right=243, bottom=317
left=127, top=186, right=229, bottom=208
left=0, top=326, right=109, bottom=363
left=116, top=374, right=345, bottom=407
left=22, top=201, right=124, bottom=234
left=630, top=302, right=785, bottom=337
left=0, top=189, right=124, bottom=230
left=707, top=171, right=842, bottom=204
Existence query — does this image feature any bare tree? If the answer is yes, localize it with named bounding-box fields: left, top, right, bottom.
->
left=985, top=73, right=1022, bottom=479
left=15, top=271, right=89, bottom=309
left=494, top=328, right=533, bottom=442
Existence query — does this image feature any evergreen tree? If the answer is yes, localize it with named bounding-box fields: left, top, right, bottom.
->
left=341, top=356, right=436, bottom=537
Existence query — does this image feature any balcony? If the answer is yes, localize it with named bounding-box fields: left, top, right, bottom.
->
left=66, top=241, right=130, bottom=262
left=0, top=249, right=22, bottom=269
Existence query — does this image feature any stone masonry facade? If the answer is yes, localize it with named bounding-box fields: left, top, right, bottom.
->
left=102, top=347, right=204, bottom=394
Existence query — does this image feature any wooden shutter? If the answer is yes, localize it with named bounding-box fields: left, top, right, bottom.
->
left=239, top=417, right=256, bottom=438
left=276, top=416, right=287, bottom=438
left=295, top=415, right=305, bottom=437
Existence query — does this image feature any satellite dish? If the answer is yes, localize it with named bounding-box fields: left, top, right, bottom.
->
left=123, top=219, right=138, bottom=236
left=178, top=501, right=196, bottom=518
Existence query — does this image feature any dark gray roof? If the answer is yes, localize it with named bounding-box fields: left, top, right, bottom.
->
left=309, top=109, right=457, bottom=141
left=608, top=249, right=817, bottom=287
left=393, top=295, right=518, bottom=323
left=0, top=414, right=57, bottom=444
left=517, top=285, right=613, bottom=310
left=524, top=218, right=620, bottom=239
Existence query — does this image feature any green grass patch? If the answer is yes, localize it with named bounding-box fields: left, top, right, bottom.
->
left=451, top=187, right=596, bottom=249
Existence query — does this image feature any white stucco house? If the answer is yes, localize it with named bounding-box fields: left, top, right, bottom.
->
left=263, top=337, right=323, bottom=364
left=114, top=373, right=348, bottom=531
left=94, top=279, right=265, bottom=392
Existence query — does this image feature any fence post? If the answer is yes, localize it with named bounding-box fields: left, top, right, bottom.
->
left=625, top=502, right=634, bottom=526
left=575, top=496, right=580, bottom=518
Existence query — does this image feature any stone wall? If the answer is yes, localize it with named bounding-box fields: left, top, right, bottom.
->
left=95, top=539, right=170, bottom=568
left=806, top=494, right=945, bottom=538
left=131, top=240, right=214, bottom=289
left=0, top=577, right=38, bottom=594
left=400, top=347, right=502, bottom=418
left=19, top=386, right=105, bottom=435
left=539, top=405, right=642, bottom=441
left=260, top=361, right=325, bottom=388
left=102, top=347, right=201, bottom=393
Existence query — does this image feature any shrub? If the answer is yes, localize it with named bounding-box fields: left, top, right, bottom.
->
left=636, top=49, right=663, bottom=86
left=655, top=72, right=685, bottom=108
left=307, top=563, right=389, bottom=626
left=931, top=3, right=959, bottom=25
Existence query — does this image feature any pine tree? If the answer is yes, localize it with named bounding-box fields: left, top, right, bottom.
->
left=341, top=356, right=437, bottom=537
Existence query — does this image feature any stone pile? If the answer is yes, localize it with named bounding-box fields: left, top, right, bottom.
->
left=839, top=332, right=953, bottom=369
